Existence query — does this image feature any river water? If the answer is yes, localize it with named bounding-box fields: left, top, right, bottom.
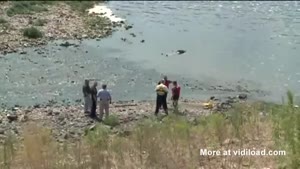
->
left=0, top=1, right=299, bottom=107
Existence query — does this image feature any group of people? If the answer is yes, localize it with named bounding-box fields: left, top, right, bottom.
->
left=82, top=80, right=112, bottom=121
left=82, top=75, right=181, bottom=120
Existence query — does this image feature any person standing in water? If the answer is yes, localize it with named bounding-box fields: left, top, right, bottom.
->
left=171, top=81, right=181, bottom=108
left=90, top=81, right=98, bottom=118
left=82, top=79, right=92, bottom=114
left=97, top=84, right=112, bottom=121
left=155, top=80, right=169, bottom=116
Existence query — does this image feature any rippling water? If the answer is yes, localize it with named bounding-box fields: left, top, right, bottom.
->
left=0, top=1, right=299, bottom=107
left=104, top=1, right=300, bottom=100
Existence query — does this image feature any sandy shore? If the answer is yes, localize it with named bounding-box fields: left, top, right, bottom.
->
left=0, top=96, right=245, bottom=143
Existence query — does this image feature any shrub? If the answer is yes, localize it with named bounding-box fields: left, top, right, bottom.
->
left=0, top=18, right=7, bottom=24
left=66, top=1, right=96, bottom=13
left=23, top=27, right=43, bottom=39
left=103, top=115, right=120, bottom=127
left=7, top=1, right=51, bottom=17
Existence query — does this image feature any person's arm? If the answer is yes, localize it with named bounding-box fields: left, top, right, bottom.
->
left=108, top=92, right=112, bottom=104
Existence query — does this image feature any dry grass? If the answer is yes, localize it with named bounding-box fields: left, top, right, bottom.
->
left=1, top=93, right=299, bottom=169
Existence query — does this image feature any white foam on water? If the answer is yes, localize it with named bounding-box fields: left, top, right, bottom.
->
left=88, top=5, right=125, bottom=22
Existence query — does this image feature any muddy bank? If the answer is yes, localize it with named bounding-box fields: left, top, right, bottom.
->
left=0, top=1, right=125, bottom=55
left=0, top=95, right=249, bottom=143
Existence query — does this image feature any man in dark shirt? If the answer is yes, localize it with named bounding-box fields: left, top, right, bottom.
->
left=82, top=80, right=92, bottom=114
left=163, top=76, right=172, bottom=89
left=171, top=81, right=181, bottom=108
left=90, top=81, right=98, bottom=118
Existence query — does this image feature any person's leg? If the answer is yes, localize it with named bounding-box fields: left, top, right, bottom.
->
left=104, top=101, right=109, bottom=119
left=163, top=94, right=168, bottom=115
left=155, top=95, right=161, bottom=115
left=84, top=96, right=88, bottom=113
left=90, top=99, right=96, bottom=118
left=99, top=101, right=104, bottom=120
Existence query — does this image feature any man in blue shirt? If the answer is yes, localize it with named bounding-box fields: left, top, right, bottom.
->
left=97, top=84, right=112, bottom=121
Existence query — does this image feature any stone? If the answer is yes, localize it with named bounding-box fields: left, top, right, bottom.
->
left=237, top=94, right=247, bottom=100
left=124, top=25, right=133, bottom=30
left=140, top=40, right=145, bottom=43
left=177, top=50, right=186, bottom=55
left=7, top=114, right=18, bottom=122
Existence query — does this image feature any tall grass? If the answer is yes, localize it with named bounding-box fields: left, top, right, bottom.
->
left=0, top=92, right=299, bottom=168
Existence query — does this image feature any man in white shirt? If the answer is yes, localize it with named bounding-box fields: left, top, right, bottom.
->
left=97, top=84, right=112, bottom=121
left=154, top=80, right=168, bottom=115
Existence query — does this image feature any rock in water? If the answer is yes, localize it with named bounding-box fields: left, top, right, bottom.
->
left=124, top=25, right=133, bottom=30
left=140, top=40, right=145, bottom=43
left=59, top=42, right=74, bottom=47
left=177, top=50, right=186, bottom=55
left=237, top=94, right=247, bottom=100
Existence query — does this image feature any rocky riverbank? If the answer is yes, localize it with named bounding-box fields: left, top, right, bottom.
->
left=0, top=1, right=126, bottom=55
left=0, top=95, right=248, bottom=143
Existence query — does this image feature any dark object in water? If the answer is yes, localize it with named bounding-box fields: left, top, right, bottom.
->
left=60, top=41, right=75, bottom=47
left=140, top=40, right=145, bottom=43
left=237, top=94, right=247, bottom=100
left=177, top=50, right=186, bottom=55
left=125, top=25, right=133, bottom=30
left=130, top=33, right=136, bottom=37
left=121, top=38, right=127, bottom=42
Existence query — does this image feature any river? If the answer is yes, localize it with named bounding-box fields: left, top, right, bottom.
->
left=0, top=1, right=299, bottom=107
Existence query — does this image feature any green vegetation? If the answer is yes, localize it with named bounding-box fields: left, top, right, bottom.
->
left=103, top=115, right=120, bottom=127
left=66, top=1, right=96, bottom=13
left=33, top=19, right=47, bottom=26
left=85, top=16, right=111, bottom=30
left=6, top=1, right=53, bottom=17
left=0, top=92, right=299, bottom=168
left=23, top=27, right=43, bottom=39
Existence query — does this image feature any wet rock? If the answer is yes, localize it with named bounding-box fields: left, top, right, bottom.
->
left=20, top=51, right=27, bottom=55
left=121, top=37, right=127, bottom=42
left=7, top=113, right=18, bottom=122
left=140, top=40, right=145, bottom=43
left=177, top=50, right=186, bottom=55
left=37, top=51, right=44, bottom=55
left=129, top=33, right=136, bottom=37
left=124, top=25, right=133, bottom=30
left=80, top=66, right=84, bottom=69
left=237, top=94, right=247, bottom=100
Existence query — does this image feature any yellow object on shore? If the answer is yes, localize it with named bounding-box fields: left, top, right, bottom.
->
left=202, top=101, right=213, bottom=109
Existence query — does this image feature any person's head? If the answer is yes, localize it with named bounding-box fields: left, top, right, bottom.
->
left=172, top=81, right=177, bottom=87
left=84, top=79, right=89, bottom=86
left=164, top=76, right=168, bottom=80
left=102, top=84, right=107, bottom=89
left=92, top=81, right=98, bottom=87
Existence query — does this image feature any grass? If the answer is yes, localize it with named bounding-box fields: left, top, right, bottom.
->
left=0, top=91, right=299, bottom=168
left=23, top=27, right=43, bottom=39
left=65, top=1, right=97, bottom=13
left=6, top=1, right=54, bottom=17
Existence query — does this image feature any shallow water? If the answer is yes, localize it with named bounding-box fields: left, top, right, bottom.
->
left=0, top=1, right=299, bottom=107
